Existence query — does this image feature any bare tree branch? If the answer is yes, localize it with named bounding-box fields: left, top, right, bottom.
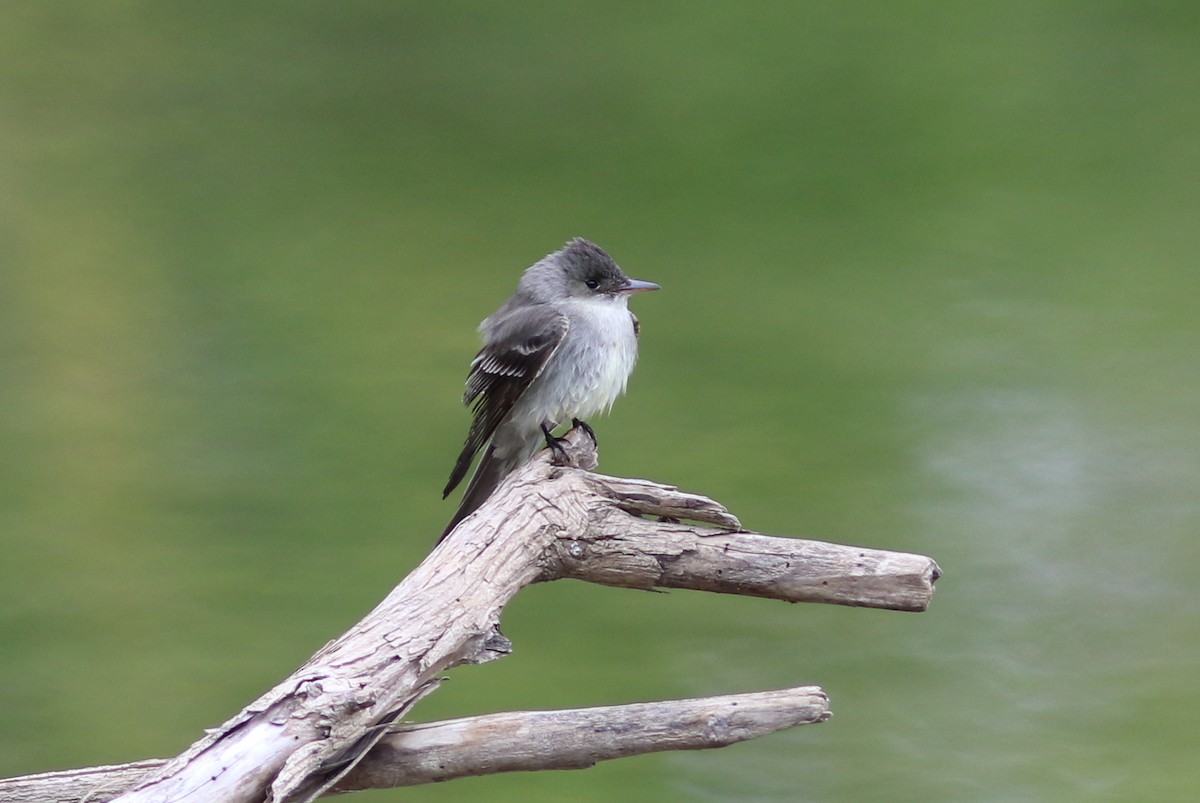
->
left=336, top=685, right=831, bottom=790
left=0, top=687, right=829, bottom=802
left=0, top=761, right=161, bottom=803
left=1, top=429, right=939, bottom=802
left=555, top=472, right=939, bottom=611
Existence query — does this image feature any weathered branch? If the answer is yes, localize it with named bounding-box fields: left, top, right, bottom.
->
left=2, top=429, right=939, bottom=802
left=0, top=762, right=162, bottom=803
left=1, top=687, right=829, bottom=801
left=330, top=685, right=830, bottom=791
left=557, top=473, right=938, bottom=611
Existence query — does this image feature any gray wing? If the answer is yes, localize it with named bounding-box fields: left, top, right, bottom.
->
left=443, top=306, right=569, bottom=497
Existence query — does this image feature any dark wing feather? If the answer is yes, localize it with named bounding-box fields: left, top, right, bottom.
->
left=443, top=309, right=569, bottom=497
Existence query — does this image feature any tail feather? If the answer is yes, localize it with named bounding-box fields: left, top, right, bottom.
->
left=439, top=444, right=522, bottom=542
left=443, top=440, right=477, bottom=499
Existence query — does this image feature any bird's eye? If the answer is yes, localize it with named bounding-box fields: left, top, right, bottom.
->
left=585, top=279, right=600, bottom=290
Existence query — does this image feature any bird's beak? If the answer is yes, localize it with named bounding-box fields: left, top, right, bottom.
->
left=620, top=278, right=660, bottom=294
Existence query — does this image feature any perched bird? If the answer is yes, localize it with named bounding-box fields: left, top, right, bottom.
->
left=441, top=238, right=659, bottom=540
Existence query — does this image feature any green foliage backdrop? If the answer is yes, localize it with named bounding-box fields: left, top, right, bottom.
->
left=2, top=3, right=1198, bottom=800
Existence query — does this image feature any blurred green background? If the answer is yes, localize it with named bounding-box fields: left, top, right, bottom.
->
left=3, top=2, right=1198, bottom=800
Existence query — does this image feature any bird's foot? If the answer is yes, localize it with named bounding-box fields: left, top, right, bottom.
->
left=571, top=418, right=598, bottom=445
left=541, top=423, right=570, bottom=465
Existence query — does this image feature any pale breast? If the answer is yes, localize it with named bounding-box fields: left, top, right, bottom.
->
left=532, top=300, right=639, bottom=425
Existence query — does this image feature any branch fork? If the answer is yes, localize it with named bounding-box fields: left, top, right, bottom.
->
left=0, top=427, right=940, bottom=803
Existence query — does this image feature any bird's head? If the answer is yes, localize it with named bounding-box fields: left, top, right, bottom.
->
left=535, top=238, right=659, bottom=302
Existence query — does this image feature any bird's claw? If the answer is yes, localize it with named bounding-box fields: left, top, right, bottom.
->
left=571, top=418, right=598, bottom=445
left=541, top=423, right=570, bottom=465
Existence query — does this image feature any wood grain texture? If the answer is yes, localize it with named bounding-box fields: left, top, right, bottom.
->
left=0, top=688, right=830, bottom=801
left=0, top=428, right=938, bottom=802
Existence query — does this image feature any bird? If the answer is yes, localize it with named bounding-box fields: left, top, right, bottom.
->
left=441, top=238, right=659, bottom=541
